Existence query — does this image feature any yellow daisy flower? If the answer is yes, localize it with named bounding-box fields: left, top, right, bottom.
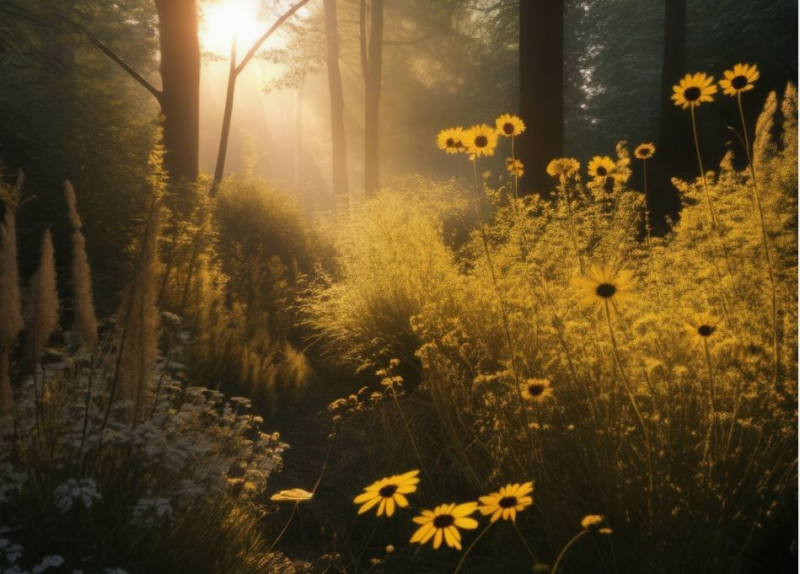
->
left=519, top=378, right=552, bottom=402
left=495, top=114, right=526, bottom=137
left=719, top=63, right=759, bottom=96
left=587, top=156, right=617, bottom=180
left=546, top=157, right=580, bottom=178
left=436, top=128, right=467, bottom=154
left=463, top=124, right=498, bottom=158
left=478, top=482, right=534, bottom=523
left=581, top=514, right=613, bottom=534
left=506, top=158, right=524, bottom=177
left=410, top=502, right=479, bottom=550
left=634, top=143, right=656, bottom=160
left=573, top=266, right=635, bottom=310
left=671, top=72, right=717, bottom=109
left=354, top=470, right=420, bottom=517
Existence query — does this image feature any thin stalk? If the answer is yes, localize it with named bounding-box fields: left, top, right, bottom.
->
left=470, top=162, right=522, bottom=396
left=690, top=106, right=718, bottom=228
left=736, top=92, right=780, bottom=389
left=702, top=337, right=717, bottom=478
left=603, top=299, right=654, bottom=530
left=560, top=177, right=584, bottom=273
left=511, top=136, right=519, bottom=203
left=551, top=530, right=588, bottom=574
left=267, top=432, right=334, bottom=555
left=513, top=520, right=539, bottom=564
left=390, top=387, right=433, bottom=485
left=453, top=522, right=494, bottom=574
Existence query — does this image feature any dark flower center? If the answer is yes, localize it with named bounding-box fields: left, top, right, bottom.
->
left=596, top=283, right=616, bottom=298
left=454, top=140, right=463, bottom=148
left=503, top=123, right=515, bottom=134
left=697, top=325, right=715, bottom=337
left=379, top=485, right=398, bottom=498
left=603, top=176, right=615, bottom=193
left=684, top=86, right=701, bottom=101
left=498, top=496, right=518, bottom=508
left=446, top=138, right=455, bottom=147
left=433, top=514, right=455, bottom=528
left=596, top=166, right=607, bottom=176
left=475, top=135, right=488, bottom=148
left=731, top=75, right=748, bottom=90
left=527, top=383, right=546, bottom=396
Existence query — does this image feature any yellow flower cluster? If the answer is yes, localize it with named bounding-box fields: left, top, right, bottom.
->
left=671, top=63, right=760, bottom=109
left=436, top=114, right=525, bottom=161
left=354, top=474, right=542, bottom=551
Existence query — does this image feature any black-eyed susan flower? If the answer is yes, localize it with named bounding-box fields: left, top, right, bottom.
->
left=685, top=314, right=718, bottom=341
left=634, top=143, right=656, bottom=160
left=464, top=124, right=498, bottom=158
left=436, top=128, right=467, bottom=154
left=506, top=158, right=524, bottom=177
left=587, top=156, right=616, bottom=180
left=519, top=378, right=552, bottom=402
left=573, top=266, right=635, bottom=310
left=581, top=514, right=613, bottom=534
left=478, top=482, right=534, bottom=523
left=547, top=157, right=580, bottom=178
left=719, top=63, right=759, bottom=96
left=354, top=469, right=419, bottom=517
left=410, top=502, right=478, bottom=550
left=671, top=72, right=717, bottom=109
left=495, top=114, right=526, bottom=137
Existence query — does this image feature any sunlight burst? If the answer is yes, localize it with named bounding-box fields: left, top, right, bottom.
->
left=200, top=0, right=266, bottom=56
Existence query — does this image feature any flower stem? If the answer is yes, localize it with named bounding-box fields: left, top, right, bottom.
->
left=603, top=300, right=654, bottom=530
left=453, top=521, right=494, bottom=574
left=513, top=519, right=539, bottom=564
left=551, top=530, right=588, bottom=574
left=471, top=160, right=527, bottom=414
left=737, top=92, right=780, bottom=390
left=690, top=105, right=718, bottom=229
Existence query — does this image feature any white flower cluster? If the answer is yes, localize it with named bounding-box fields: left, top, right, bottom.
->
left=53, top=478, right=102, bottom=513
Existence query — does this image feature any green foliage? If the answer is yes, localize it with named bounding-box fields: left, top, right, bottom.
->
left=157, top=176, right=324, bottom=410
left=306, top=89, right=797, bottom=572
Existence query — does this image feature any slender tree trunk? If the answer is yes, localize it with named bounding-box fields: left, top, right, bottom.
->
left=518, top=0, right=563, bottom=198
left=155, top=0, right=200, bottom=182
left=652, top=0, right=688, bottom=230
left=363, top=0, right=383, bottom=196
left=211, top=38, right=238, bottom=196
left=324, top=0, right=349, bottom=200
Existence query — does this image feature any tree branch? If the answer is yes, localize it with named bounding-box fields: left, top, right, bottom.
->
left=57, top=14, right=163, bottom=104
left=235, top=0, right=313, bottom=76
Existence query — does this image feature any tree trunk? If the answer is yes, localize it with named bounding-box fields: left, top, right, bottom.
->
left=363, top=0, right=383, bottom=196
left=324, top=0, right=349, bottom=200
left=211, top=38, right=238, bottom=196
left=155, top=0, right=200, bottom=183
left=518, top=0, right=563, bottom=198
left=652, top=0, right=688, bottom=230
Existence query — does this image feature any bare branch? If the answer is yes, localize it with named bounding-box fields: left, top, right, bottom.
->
left=235, top=0, right=314, bottom=76
left=57, top=14, right=163, bottom=103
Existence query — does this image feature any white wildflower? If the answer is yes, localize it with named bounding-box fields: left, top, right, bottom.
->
left=54, top=478, right=102, bottom=513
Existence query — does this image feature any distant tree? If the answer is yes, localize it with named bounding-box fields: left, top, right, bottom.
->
left=324, top=0, right=350, bottom=201
left=210, top=0, right=313, bottom=195
left=518, top=0, right=563, bottom=197
left=154, top=0, right=201, bottom=182
left=652, top=0, right=688, bottom=227
left=361, top=0, right=384, bottom=196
